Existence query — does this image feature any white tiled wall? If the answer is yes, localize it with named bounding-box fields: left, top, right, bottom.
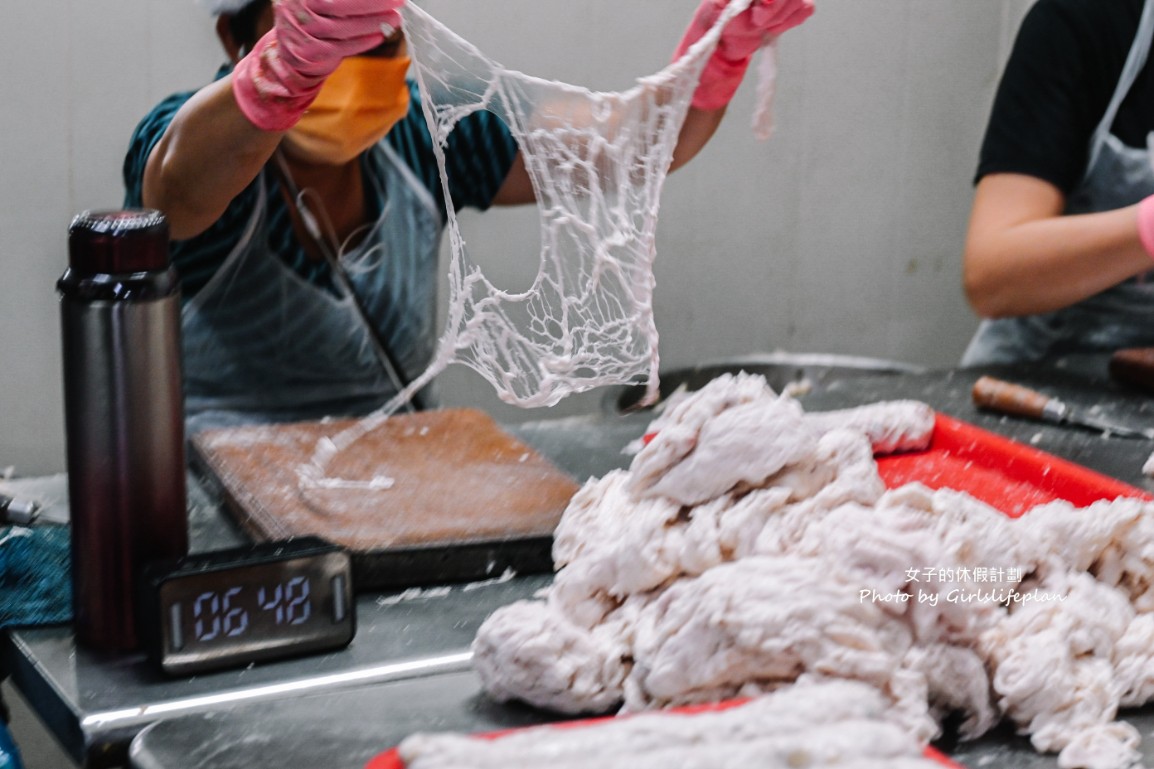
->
left=0, top=0, right=1034, bottom=475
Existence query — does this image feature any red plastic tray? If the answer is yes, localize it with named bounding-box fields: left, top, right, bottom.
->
left=366, top=413, right=1151, bottom=769
left=876, top=413, right=1151, bottom=517
left=366, top=711, right=962, bottom=769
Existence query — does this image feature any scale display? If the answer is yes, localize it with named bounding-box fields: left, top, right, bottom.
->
left=141, top=537, right=355, bottom=675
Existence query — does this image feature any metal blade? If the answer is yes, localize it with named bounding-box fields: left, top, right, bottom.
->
left=1067, top=411, right=1154, bottom=440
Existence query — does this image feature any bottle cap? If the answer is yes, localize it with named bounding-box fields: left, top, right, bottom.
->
left=68, top=210, right=170, bottom=274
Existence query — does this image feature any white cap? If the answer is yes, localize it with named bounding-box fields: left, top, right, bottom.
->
left=197, top=0, right=258, bottom=15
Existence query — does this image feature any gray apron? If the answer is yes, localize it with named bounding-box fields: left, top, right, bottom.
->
left=182, top=142, right=443, bottom=435
left=961, top=0, right=1154, bottom=366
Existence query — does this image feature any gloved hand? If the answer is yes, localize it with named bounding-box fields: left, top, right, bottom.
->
left=675, top=0, right=815, bottom=110
left=1139, top=195, right=1154, bottom=259
left=233, top=0, right=405, bottom=132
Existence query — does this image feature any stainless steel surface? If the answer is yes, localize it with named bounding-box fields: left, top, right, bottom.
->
left=1, top=473, right=551, bottom=767
left=10, top=356, right=1154, bottom=768
left=603, top=351, right=926, bottom=414
left=3, top=517, right=550, bottom=766
left=1066, top=408, right=1154, bottom=439
left=125, top=675, right=1154, bottom=769
left=127, top=670, right=566, bottom=769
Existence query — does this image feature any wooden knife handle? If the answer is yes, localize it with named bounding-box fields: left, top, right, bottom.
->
left=971, top=376, right=1053, bottom=420
left=1110, top=347, right=1154, bottom=394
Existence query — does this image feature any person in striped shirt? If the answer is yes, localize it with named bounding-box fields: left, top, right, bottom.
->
left=124, top=0, right=812, bottom=433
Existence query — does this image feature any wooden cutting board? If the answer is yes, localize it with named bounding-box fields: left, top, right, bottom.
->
left=190, top=408, right=579, bottom=590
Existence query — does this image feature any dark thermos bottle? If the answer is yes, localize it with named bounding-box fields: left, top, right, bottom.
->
left=58, top=209, right=188, bottom=651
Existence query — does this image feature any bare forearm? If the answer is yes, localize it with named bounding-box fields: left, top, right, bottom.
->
left=964, top=207, right=1150, bottom=318
left=963, top=174, right=1154, bottom=318
left=142, top=76, right=283, bottom=240
left=670, top=105, right=726, bottom=171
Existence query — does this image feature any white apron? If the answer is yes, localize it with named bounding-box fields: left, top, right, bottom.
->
left=181, top=143, right=443, bottom=434
left=962, top=0, right=1154, bottom=366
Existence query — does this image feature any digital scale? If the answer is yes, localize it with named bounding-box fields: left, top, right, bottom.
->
left=139, top=537, right=355, bottom=676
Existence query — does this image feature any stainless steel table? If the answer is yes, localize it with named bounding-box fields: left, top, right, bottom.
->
left=127, top=670, right=558, bottom=769
left=11, top=355, right=1154, bottom=768
left=2, top=532, right=553, bottom=767
left=1, top=400, right=652, bottom=769
left=0, top=471, right=563, bottom=768
left=127, top=675, right=1154, bottom=769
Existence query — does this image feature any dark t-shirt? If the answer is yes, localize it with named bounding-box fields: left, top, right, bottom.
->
left=977, top=0, right=1154, bottom=195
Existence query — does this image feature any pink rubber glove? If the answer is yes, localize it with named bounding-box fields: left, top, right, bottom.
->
left=675, top=0, right=815, bottom=110
left=233, top=0, right=405, bottom=132
left=1139, top=195, right=1154, bottom=259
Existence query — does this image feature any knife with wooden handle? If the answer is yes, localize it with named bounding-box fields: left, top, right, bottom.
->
left=1110, top=347, right=1154, bottom=394
left=971, top=375, right=1154, bottom=439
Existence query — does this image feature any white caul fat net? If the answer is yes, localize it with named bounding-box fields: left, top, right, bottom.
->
left=304, top=0, right=777, bottom=474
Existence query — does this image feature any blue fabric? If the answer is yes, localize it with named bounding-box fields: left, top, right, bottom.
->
left=0, top=721, right=25, bottom=769
left=0, top=526, right=71, bottom=629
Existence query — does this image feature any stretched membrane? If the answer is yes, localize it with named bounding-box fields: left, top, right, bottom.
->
left=304, top=0, right=771, bottom=477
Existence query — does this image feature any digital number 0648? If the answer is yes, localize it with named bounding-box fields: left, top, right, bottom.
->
left=192, top=576, right=312, bottom=642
